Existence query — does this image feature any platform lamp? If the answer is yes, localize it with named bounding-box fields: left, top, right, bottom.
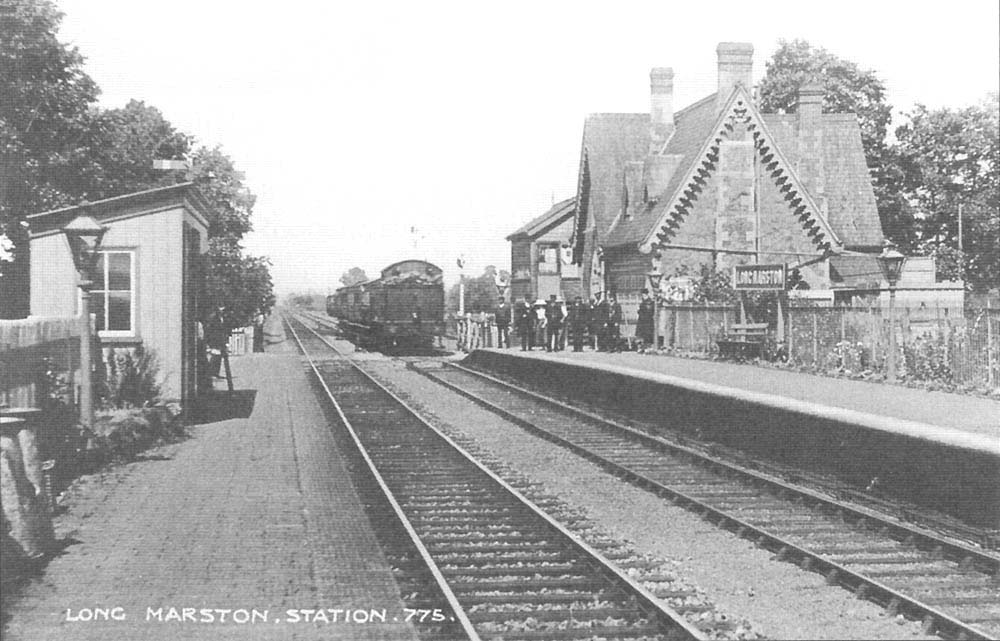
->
left=876, top=240, right=906, bottom=383
left=63, top=212, right=108, bottom=440
left=647, top=268, right=664, bottom=350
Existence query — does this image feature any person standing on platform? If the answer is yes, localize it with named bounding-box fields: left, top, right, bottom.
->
left=545, top=294, right=563, bottom=352
left=252, top=309, right=266, bottom=353
left=607, top=294, right=623, bottom=352
left=514, top=296, right=533, bottom=351
left=637, top=289, right=654, bottom=349
left=533, top=298, right=548, bottom=350
left=593, top=293, right=609, bottom=351
left=204, top=305, right=229, bottom=378
left=567, top=296, right=588, bottom=352
left=494, top=297, right=511, bottom=348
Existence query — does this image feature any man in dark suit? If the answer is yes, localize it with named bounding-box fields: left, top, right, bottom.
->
left=514, top=295, right=534, bottom=351
left=494, top=296, right=511, bottom=348
left=607, top=294, right=623, bottom=352
left=637, top=288, right=654, bottom=349
left=592, top=293, right=609, bottom=351
left=544, top=294, right=563, bottom=352
left=567, top=296, right=588, bottom=352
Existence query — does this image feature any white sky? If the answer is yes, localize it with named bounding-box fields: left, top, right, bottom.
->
left=57, top=0, right=999, bottom=294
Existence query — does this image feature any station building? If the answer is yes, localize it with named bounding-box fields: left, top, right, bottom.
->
left=506, top=197, right=581, bottom=302
left=26, top=183, right=210, bottom=405
left=517, top=41, right=961, bottom=309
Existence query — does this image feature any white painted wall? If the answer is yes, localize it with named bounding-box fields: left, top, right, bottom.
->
left=30, top=207, right=189, bottom=401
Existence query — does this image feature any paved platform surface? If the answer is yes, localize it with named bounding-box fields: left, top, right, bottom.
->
left=2, top=347, right=418, bottom=640
left=484, top=348, right=999, bottom=438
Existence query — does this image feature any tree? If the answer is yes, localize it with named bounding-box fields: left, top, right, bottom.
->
left=1, top=0, right=100, bottom=316
left=446, top=265, right=509, bottom=313
left=204, top=238, right=276, bottom=328
left=758, top=40, right=911, bottom=248
left=340, top=267, right=368, bottom=287
left=893, top=97, right=999, bottom=291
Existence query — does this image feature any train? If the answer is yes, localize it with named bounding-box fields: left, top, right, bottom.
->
left=326, top=259, right=445, bottom=349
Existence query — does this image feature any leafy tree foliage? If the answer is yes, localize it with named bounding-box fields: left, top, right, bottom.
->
left=204, top=238, right=276, bottom=328
left=893, top=97, right=999, bottom=291
left=340, top=267, right=368, bottom=287
left=1, top=0, right=99, bottom=314
left=758, top=40, right=911, bottom=249
left=446, top=266, right=509, bottom=313
left=0, top=0, right=274, bottom=319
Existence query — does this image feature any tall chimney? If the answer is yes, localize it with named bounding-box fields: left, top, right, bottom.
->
left=798, top=83, right=825, bottom=199
left=649, top=67, right=674, bottom=153
left=716, top=42, right=754, bottom=112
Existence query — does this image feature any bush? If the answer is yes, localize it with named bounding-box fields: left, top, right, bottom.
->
left=99, top=346, right=161, bottom=409
left=92, top=405, right=185, bottom=461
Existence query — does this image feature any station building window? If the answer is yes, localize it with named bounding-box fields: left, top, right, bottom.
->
left=90, top=250, right=136, bottom=336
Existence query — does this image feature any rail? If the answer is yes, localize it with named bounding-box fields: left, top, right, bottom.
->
left=414, top=361, right=1000, bottom=641
left=284, top=311, right=707, bottom=640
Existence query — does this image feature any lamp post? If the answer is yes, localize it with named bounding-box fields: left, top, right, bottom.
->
left=876, top=240, right=906, bottom=383
left=647, top=269, right=664, bottom=350
left=63, top=214, right=108, bottom=438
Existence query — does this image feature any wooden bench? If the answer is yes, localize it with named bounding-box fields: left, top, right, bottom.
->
left=717, top=323, right=770, bottom=360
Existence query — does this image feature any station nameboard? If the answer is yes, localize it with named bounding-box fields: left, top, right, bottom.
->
left=733, top=264, right=787, bottom=290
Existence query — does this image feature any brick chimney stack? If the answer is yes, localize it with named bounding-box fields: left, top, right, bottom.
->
left=649, top=67, right=675, bottom=153
left=798, top=83, right=826, bottom=205
left=716, top=42, right=754, bottom=112
left=798, top=83, right=824, bottom=131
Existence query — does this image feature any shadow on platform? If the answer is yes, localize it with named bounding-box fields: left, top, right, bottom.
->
left=188, top=389, right=257, bottom=425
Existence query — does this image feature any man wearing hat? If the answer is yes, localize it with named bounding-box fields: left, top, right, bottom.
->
left=606, top=293, right=623, bottom=352
left=567, top=296, right=588, bottom=352
left=637, top=288, right=655, bottom=349
left=494, top=296, right=511, bottom=348
left=544, top=294, right=564, bottom=352
left=514, top=295, right=533, bottom=351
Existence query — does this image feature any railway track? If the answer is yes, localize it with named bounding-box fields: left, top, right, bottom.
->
left=283, top=313, right=709, bottom=641
left=413, top=360, right=1000, bottom=641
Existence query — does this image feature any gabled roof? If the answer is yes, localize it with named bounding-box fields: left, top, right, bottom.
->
left=764, top=114, right=883, bottom=248
left=634, top=86, right=842, bottom=254
left=596, top=87, right=884, bottom=253
left=507, top=197, right=576, bottom=240
left=27, top=182, right=212, bottom=238
left=603, top=95, right=719, bottom=247
left=573, top=113, right=650, bottom=240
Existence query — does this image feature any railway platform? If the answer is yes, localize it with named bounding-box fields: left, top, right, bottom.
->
left=2, top=344, right=418, bottom=641
left=464, top=348, right=1000, bottom=529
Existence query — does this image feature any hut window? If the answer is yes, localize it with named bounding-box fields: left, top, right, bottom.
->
left=91, top=250, right=135, bottom=336
left=538, top=245, right=559, bottom=274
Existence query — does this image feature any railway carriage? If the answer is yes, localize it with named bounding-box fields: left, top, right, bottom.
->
left=327, top=260, right=444, bottom=348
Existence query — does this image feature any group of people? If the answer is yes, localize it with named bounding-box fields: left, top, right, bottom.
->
left=492, top=290, right=655, bottom=353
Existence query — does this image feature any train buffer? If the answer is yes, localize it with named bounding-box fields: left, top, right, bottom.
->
left=716, top=322, right=770, bottom=360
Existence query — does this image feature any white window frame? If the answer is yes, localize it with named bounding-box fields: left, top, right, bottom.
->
left=88, top=249, right=137, bottom=338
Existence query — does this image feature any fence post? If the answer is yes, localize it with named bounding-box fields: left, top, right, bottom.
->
left=840, top=309, right=846, bottom=344
left=812, top=310, right=819, bottom=365
left=787, top=307, right=794, bottom=358
left=987, top=301, right=995, bottom=389
left=688, top=308, right=695, bottom=351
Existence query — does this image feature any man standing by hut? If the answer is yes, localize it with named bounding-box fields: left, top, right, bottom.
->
left=204, top=305, right=230, bottom=379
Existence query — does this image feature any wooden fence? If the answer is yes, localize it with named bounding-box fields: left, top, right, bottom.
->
left=0, top=317, right=80, bottom=409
